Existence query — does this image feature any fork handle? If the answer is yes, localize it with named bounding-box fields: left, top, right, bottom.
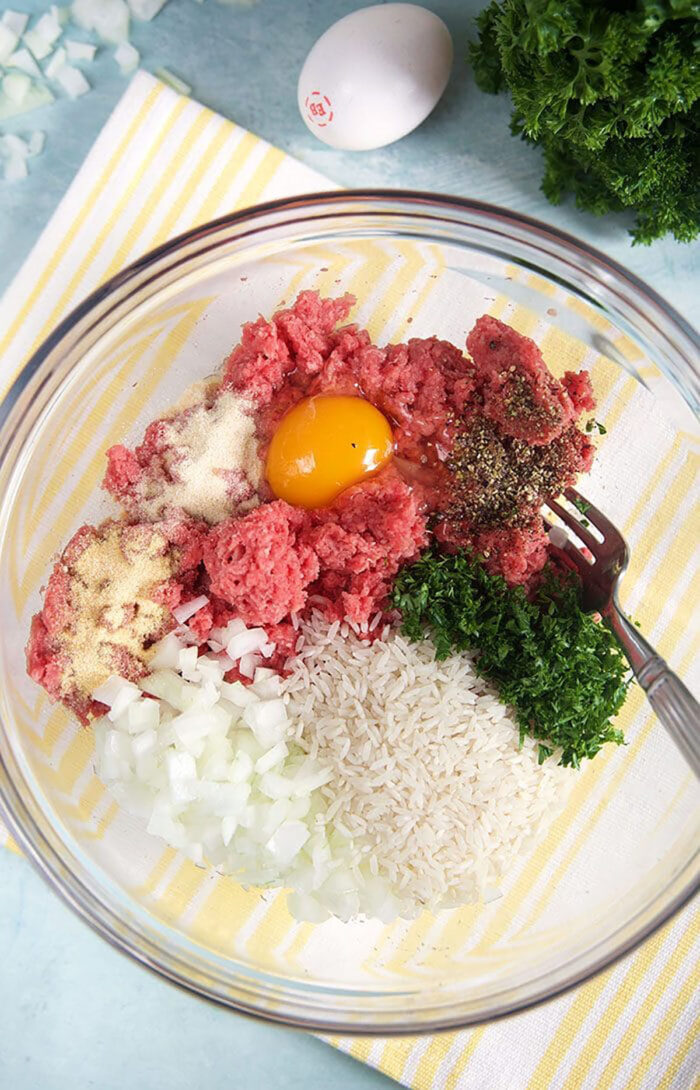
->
left=606, top=603, right=700, bottom=778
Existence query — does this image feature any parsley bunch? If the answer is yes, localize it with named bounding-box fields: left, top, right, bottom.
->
left=392, top=550, right=630, bottom=767
left=469, top=0, right=700, bottom=245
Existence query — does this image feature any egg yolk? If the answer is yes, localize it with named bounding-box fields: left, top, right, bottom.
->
left=266, top=396, right=394, bottom=508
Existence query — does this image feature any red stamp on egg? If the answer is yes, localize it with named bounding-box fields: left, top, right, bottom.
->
left=304, top=91, right=334, bottom=128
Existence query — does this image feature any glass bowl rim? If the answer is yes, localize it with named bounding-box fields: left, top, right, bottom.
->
left=1, top=188, right=698, bottom=1034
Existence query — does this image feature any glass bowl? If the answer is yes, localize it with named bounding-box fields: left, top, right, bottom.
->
left=0, top=192, right=698, bottom=1034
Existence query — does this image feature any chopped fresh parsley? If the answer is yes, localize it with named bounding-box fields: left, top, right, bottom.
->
left=586, top=419, right=607, bottom=435
left=469, top=1, right=700, bottom=246
left=392, top=550, right=630, bottom=768
left=571, top=495, right=590, bottom=526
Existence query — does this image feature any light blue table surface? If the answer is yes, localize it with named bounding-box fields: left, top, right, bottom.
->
left=0, top=2, right=697, bottom=1088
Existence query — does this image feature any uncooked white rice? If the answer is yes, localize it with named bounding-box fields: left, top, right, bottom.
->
left=283, top=611, right=575, bottom=914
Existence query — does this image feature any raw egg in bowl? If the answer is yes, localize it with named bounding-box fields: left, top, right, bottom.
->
left=265, top=395, right=394, bottom=508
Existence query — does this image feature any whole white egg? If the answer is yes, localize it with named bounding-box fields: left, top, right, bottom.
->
left=297, top=3, right=453, bottom=151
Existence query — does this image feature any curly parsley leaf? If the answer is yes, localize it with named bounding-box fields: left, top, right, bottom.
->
left=392, top=550, right=630, bottom=768
left=469, top=0, right=700, bottom=245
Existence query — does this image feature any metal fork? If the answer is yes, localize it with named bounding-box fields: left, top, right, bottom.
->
left=544, top=488, right=700, bottom=777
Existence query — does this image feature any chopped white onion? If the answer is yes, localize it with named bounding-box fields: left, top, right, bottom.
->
left=106, top=679, right=141, bottom=721
left=126, top=699, right=159, bottom=733
left=148, top=632, right=183, bottom=670
left=91, top=627, right=383, bottom=924
left=55, top=63, right=90, bottom=98
left=2, top=71, right=31, bottom=104
left=0, top=80, right=54, bottom=121
left=27, top=130, right=45, bottom=156
left=92, top=674, right=130, bottom=706
left=139, top=669, right=200, bottom=712
left=51, top=5, right=70, bottom=26
left=243, top=697, right=287, bottom=748
left=1, top=132, right=29, bottom=158
left=0, top=24, right=19, bottom=64
left=131, top=728, right=157, bottom=760
left=172, top=594, right=209, bottom=624
left=127, top=0, right=168, bottom=20
left=71, top=0, right=130, bottom=43
left=35, top=11, right=64, bottom=45
left=266, top=820, right=309, bottom=866
left=2, top=11, right=29, bottom=37
left=286, top=891, right=330, bottom=924
left=226, top=627, right=270, bottom=661
left=3, top=154, right=27, bottom=181
left=251, top=670, right=282, bottom=700
left=228, top=749, right=253, bottom=784
left=237, top=653, right=261, bottom=679
left=45, top=46, right=68, bottom=80
left=255, top=741, right=289, bottom=775
left=177, top=645, right=199, bottom=676
left=6, top=48, right=42, bottom=78
left=220, top=679, right=258, bottom=708
left=65, top=39, right=97, bottom=62
left=23, top=30, right=54, bottom=61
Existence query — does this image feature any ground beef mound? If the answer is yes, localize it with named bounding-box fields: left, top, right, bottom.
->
left=222, top=291, right=356, bottom=404
left=103, top=383, right=260, bottom=525
left=303, top=470, right=428, bottom=624
left=203, top=473, right=428, bottom=628
left=29, top=293, right=600, bottom=721
left=466, top=315, right=593, bottom=446
left=203, top=501, right=319, bottom=626
left=242, top=295, right=595, bottom=589
left=26, top=517, right=206, bottom=722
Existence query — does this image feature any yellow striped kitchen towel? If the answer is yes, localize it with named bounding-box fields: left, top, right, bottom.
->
left=0, top=70, right=697, bottom=1090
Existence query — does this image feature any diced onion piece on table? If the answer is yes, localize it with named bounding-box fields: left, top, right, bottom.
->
left=4, top=157, right=27, bottom=182
left=55, top=63, right=90, bottom=97
left=0, top=24, right=19, bottom=63
left=34, top=12, right=63, bottom=45
left=1, top=132, right=29, bottom=157
left=71, top=0, right=130, bottom=43
left=2, top=11, right=29, bottom=37
left=114, top=41, right=139, bottom=74
left=23, top=30, right=54, bottom=61
left=65, top=39, right=96, bottom=62
left=6, top=48, right=42, bottom=77
left=44, top=46, right=67, bottom=79
left=0, top=80, right=54, bottom=121
left=27, top=130, right=45, bottom=156
left=2, top=71, right=31, bottom=103
left=128, top=0, right=169, bottom=19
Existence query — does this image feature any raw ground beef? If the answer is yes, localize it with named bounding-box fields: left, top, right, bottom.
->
left=26, top=517, right=206, bottom=722
left=466, top=315, right=594, bottom=445
left=204, top=501, right=319, bottom=626
left=220, top=292, right=594, bottom=589
left=28, top=292, right=597, bottom=718
left=203, top=470, right=427, bottom=627
left=103, top=383, right=261, bottom=525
